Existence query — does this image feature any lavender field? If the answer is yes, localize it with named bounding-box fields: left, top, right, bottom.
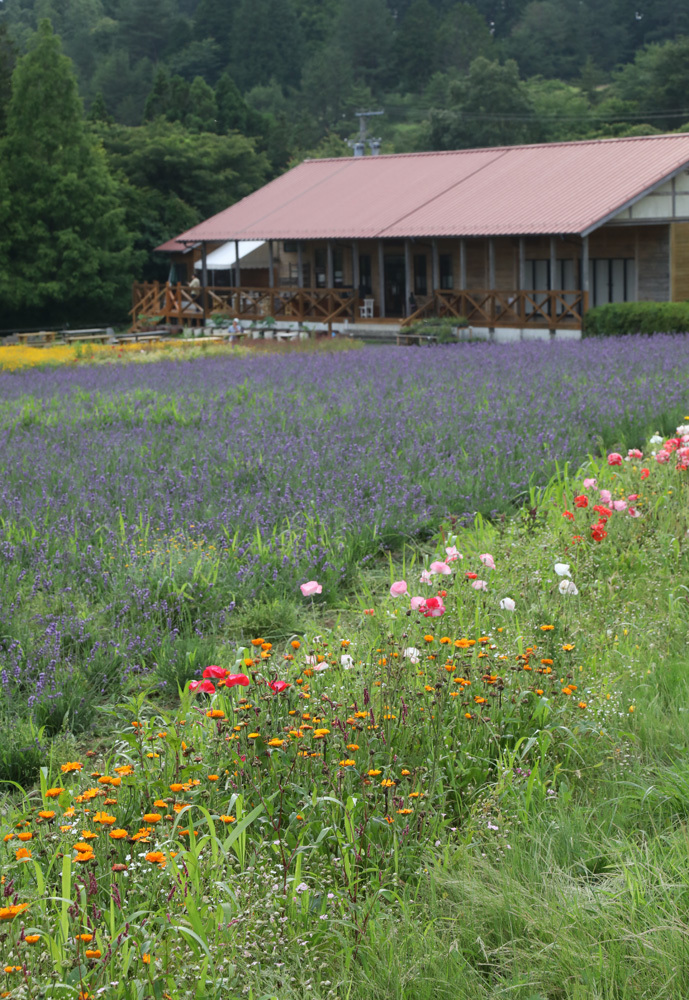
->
left=1, top=337, right=689, bottom=738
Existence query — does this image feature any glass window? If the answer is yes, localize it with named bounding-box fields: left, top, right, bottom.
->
left=589, top=259, right=635, bottom=306
left=414, top=254, right=427, bottom=295
left=333, top=249, right=344, bottom=287
left=439, top=254, right=453, bottom=290
left=314, top=248, right=326, bottom=288
left=359, top=254, right=372, bottom=295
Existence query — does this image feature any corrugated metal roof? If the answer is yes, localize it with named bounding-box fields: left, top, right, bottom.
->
left=171, top=134, right=689, bottom=244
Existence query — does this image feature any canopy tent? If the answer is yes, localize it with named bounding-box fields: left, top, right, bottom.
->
left=193, top=240, right=265, bottom=269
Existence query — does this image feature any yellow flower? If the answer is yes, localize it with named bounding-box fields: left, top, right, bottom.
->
left=380, top=778, right=396, bottom=788
left=540, top=625, right=554, bottom=631
left=339, top=759, right=356, bottom=767
left=367, top=769, right=381, bottom=776
left=247, top=732, right=260, bottom=739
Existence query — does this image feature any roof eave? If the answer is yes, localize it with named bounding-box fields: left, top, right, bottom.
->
left=580, top=158, right=689, bottom=237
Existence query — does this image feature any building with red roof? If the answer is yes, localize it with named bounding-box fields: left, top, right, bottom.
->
left=136, top=134, right=689, bottom=332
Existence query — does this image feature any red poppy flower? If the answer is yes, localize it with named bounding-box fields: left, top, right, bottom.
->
left=562, top=510, right=574, bottom=521
left=222, top=673, right=250, bottom=688
left=202, top=665, right=228, bottom=679
left=189, top=679, right=216, bottom=694
left=592, top=505, right=612, bottom=520
left=640, top=468, right=650, bottom=479
left=574, top=495, right=588, bottom=508
left=268, top=680, right=289, bottom=693
left=465, top=572, right=478, bottom=580
left=591, top=523, right=607, bottom=542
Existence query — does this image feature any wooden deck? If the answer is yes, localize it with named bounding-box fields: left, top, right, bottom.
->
left=131, top=282, right=587, bottom=332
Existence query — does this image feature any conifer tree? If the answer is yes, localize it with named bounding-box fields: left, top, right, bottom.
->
left=0, top=20, right=138, bottom=324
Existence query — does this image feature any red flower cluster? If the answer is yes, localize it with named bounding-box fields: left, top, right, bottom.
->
left=574, top=495, right=588, bottom=508
left=189, top=668, right=251, bottom=695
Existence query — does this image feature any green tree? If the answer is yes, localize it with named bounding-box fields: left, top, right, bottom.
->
left=428, top=56, right=534, bottom=148
left=185, top=75, right=217, bottom=131
left=215, top=71, right=249, bottom=133
left=0, top=20, right=137, bottom=324
left=393, top=0, right=440, bottom=91
left=0, top=24, right=17, bottom=135
left=504, top=0, right=586, bottom=80
left=335, top=0, right=395, bottom=91
left=230, top=0, right=303, bottom=91
left=525, top=77, right=594, bottom=142
left=612, top=37, right=689, bottom=132
left=301, top=44, right=354, bottom=125
left=440, top=2, right=493, bottom=75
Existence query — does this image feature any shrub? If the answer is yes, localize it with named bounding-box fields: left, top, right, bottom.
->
left=583, top=301, right=689, bottom=337
left=406, top=317, right=468, bottom=343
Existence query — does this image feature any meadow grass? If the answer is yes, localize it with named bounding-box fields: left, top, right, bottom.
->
left=0, top=345, right=688, bottom=998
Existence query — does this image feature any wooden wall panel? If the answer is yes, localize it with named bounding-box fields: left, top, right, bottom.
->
left=671, top=223, right=689, bottom=300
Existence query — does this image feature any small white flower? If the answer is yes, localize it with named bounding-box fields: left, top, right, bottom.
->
left=554, top=562, right=571, bottom=577
left=649, top=433, right=663, bottom=445
left=340, top=654, right=354, bottom=669
left=499, top=597, right=515, bottom=611
left=403, top=646, right=421, bottom=664
left=558, top=579, right=579, bottom=596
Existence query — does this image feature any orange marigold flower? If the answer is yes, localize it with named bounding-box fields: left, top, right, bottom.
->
left=207, top=775, right=219, bottom=782
left=540, top=625, right=554, bottom=631
left=423, top=635, right=434, bottom=643
left=169, top=783, right=184, bottom=793
left=109, top=829, right=128, bottom=840
left=17, top=832, right=32, bottom=842
left=76, top=933, right=93, bottom=943
left=142, top=813, right=162, bottom=824
left=206, top=710, right=225, bottom=719
left=142, top=954, right=151, bottom=965
left=15, top=847, right=32, bottom=861
left=85, top=949, right=101, bottom=959
left=80, top=830, right=97, bottom=839
left=0, top=904, right=28, bottom=922
left=145, top=851, right=166, bottom=865
left=92, top=812, right=116, bottom=826
left=45, top=787, right=64, bottom=798
left=74, top=851, right=95, bottom=863
left=61, top=762, right=83, bottom=773
left=219, top=815, right=236, bottom=824
left=25, top=934, right=40, bottom=944
left=38, top=810, right=56, bottom=820
left=114, top=765, right=134, bottom=776
left=367, top=769, right=381, bottom=776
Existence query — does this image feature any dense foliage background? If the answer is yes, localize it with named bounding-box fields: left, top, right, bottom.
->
left=2, top=0, right=689, bottom=323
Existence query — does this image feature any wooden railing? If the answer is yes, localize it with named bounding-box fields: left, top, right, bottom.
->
left=131, top=282, right=359, bottom=331
left=403, top=289, right=588, bottom=329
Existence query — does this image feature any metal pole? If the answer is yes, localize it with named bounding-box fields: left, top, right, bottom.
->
left=581, top=234, right=590, bottom=315
left=459, top=239, right=467, bottom=290
left=431, top=239, right=439, bottom=292
left=405, top=239, right=412, bottom=317
left=235, top=240, right=241, bottom=288
left=352, top=240, right=359, bottom=324
left=378, top=240, right=386, bottom=318
left=297, top=242, right=304, bottom=288
left=518, top=237, right=526, bottom=291
left=268, top=240, right=275, bottom=288
left=488, top=238, right=495, bottom=289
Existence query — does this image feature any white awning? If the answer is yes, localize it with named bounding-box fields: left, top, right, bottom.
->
left=193, top=240, right=265, bottom=269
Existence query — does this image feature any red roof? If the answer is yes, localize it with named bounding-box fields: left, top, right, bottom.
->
left=155, top=237, right=194, bottom=253
left=171, top=134, right=689, bottom=243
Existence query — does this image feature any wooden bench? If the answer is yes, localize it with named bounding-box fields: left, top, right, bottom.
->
left=17, top=331, right=59, bottom=346
left=396, top=332, right=439, bottom=346
left=64, top=327, right=115, bottom=345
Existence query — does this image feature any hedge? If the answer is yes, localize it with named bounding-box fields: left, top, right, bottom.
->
left=583, top=301, right=689, bottom=337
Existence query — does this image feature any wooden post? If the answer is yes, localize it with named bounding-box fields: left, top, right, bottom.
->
left=378, top=240, right=385, bottom=318
left=459, top=239, right=466, bottom=290
left=268, top=240, right=275, bottom=288
left=549, top=235, right=557, bottom=330
left=235, top=240, right=241, bottom=288
left=518, top=237, right=526, bottom=291
left=326, top=240, right=334, bottom=288
left=405, top=239, right=412, bottom=317
left=201, top=242, right=208, bottom=328
left=581, top=235, right=589, bottom=318
left=432, top=239, right=439, bottom=314
left=297, top=242, right=304, bottom=288
left=352, top=240, right=359, bottom=324
left=488, top=238, right=496, bottom=332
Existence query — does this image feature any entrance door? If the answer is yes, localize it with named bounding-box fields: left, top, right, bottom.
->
left=384, top=256, right=405, bottom=316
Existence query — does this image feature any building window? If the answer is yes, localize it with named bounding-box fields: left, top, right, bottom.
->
left=333, top=249, right=344, bottom=287
left=590, top=258, right=635, bottom=307
left=414, top=254, right=427, bottom=295
left=359, top=254, right=372, bottom=295
left=439, top=254, right=453, bottom=289
left=314, top=248, right=326, bottom=288
left=283, top=241, right=298, bottom=253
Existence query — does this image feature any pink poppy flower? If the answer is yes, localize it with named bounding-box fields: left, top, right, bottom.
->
left=627, top=448, right=643, bottom=459
left=189, top=679, right=216, bottom=694
left=599, top=489, right=612, bottom=504
left=607, top=453, right=623, bottom=466
left=389, top=580, right=408, bottom=597
left=445, top=546, right=462, bottom=562
left=429, top=561, right=452, bottom=576
left=419, top=570, right=433, bottom=585
left=268, top=679, right=289, bottom=693
left=628, top=507, right=641, bottom=518
left=656, top=450, right=670, bottom=464
left=582, top=477, right=597, bottom=489
left=612, top=500, right=627, bottom=511
left=300, top=581, right=322, bottom=597
left=471, top=580, right=488, bottom=591
left=479, top=553, right=495, bottom=571
left=410, top=596, right=426, bottom=611
left=203, top=665, right=228, bottom=679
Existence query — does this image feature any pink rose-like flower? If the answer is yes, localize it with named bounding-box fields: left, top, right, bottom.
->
left=607, top=453, right=623, bottom=466
left=479, top=553, right=495, bottom=571
left=471, top=579, right=488, bottom=591
left=656, top=450, right=670, bottom=464
left=583, top=478, right=597, bottom=489
left=627, top=448, right=643, bottom=459
left=599, top=489, right=612, bottom=504
left=612, top=500, right=627, bottom=511
left=419, top=570, right=433, bottom=585
left=445, top=546, right=462, bottom=562
left=390, top=580, right=408, bottom=597
left=429, top=561, right=452, bottom=576
left=300, top=580, right=322, bottom=597
left=628, top=494, right=639, bottom=501
left=422, top=596, right=445, bottom=617
left=628, top=507, right=641, bottom=518
left=410, top=596, right=426, bottom=611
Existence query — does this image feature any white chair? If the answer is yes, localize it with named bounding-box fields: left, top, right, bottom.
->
left=359, top=297, right=374, bottom=319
